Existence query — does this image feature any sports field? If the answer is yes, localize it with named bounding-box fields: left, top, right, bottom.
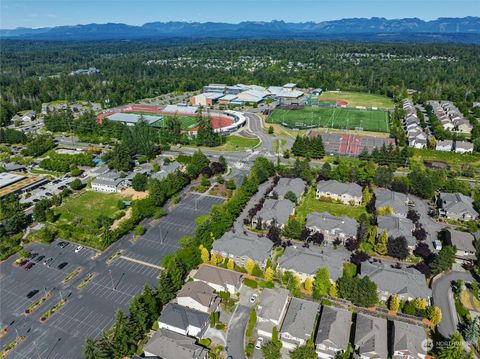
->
left=151, top=114, right=199, bottom=130
left=319, top=91, right=394, bottom=109
left=268, top=107, right=390, bottom=133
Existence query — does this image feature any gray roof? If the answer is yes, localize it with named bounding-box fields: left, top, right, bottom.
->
left=257, top=288, right=290, bottom=322
left=256, top=199, right=295, bottom=226
left=212, top=232, right=273, bottom=264
left=354, top=313, right=388, bottom=358
left=273, top=178, right=306, bottom=199
left=193, top=265, right=242, bottom=288
left=152, top=161, right=182, bottom=181
left=106, top=112, right=162, bottom=125
left=377, top=215, right=415, bottom=247
left=374, top=188, right=408, bottom=216
left=1, top=162, right=26, bottom=172
left=280, top=298, right=319, bottom=342
left=143, top=328, right=208, bottom=359
left=278, top=245, right=350, bottom=281
left=439, top=192, right=478, bottom=218
left=455, top=141, right=474, bottom=150
left=360, top=261, right=431, bottom=299
left=316, top=180, right=362, bottom=199
left=158, top=303, right=209, bottom=331
left=436, top=140, right=453, bottom=148
left=306, top=212, right=358, bottom=238
left=446, top=229, right=476, bottom=254
left=315, top=306, right=352, bottom=351
left=177, top=281, right=217, bottom=308
left=392, top=321, right=427, bottom=358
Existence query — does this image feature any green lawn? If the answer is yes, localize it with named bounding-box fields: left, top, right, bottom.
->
left=295, top=188, right=367, bottom=222
left=412, top=148, right=480, bottom=172
left=151, top=114, right=199, bottom=130
left=53, top=191, right=129, bottom=248
left=268, top=106, right=389, bottom=133
left=189, top=135, right=260, bottom=152
left=319, top=91, right=394, bottom=109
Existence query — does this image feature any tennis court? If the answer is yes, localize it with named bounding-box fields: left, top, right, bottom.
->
left=268, top=107, right=390, bottom=133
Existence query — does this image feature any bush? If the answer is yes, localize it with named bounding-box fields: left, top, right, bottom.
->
left=69, top=178, right=83, bottom=190
left=246, top=309, right=257, bottom=337
left=133, top=225, right=146, bottom=236
left=343, top=263, right=357, bottom=278
left=244, top=278, right=258, bottom=288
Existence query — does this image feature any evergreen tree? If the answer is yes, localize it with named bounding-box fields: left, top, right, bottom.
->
left=313, top=268, right=331, bottom=299
left=375, top=230, right=388, bottom=255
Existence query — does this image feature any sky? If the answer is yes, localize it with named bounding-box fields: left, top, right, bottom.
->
left=1, top=0, right=479, bottom=29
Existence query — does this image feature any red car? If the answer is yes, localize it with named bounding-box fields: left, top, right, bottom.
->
left=18, top=259, right=28, bottom=267
left=24, top=262, right=35, bottom=270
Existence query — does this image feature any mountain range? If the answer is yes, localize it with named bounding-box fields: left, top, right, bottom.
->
left=1, top=17, right=480, bottom=43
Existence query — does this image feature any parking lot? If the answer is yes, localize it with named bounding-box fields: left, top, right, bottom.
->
left=19, top=175, right=74, bottom=205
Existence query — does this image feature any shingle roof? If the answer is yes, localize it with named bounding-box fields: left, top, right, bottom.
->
left=439, top=192, right=478, bottom=218
left=158, top=303, right=209, bottom=331
left=446, top=229, right=476, bottom=253
left=193, top=265, right=243, bottom=288
left=392, top=321, right=427, bottom=358
left=177, top=281, right=217, bottom=308
left=360, top=261, right=431, bottom=299
left=273, top=178, right=306, bottom=199
left=143, top=328, right=208, bottom=359
left=278, top=245, right=350, bottom=281
left=306, top=212, right=358, bottom=238
left=256, top=199, right=295, bottom=225
left=212, top=232, right=273, bottom=264
left=316, top=180, right=362, bottom=199
left=315, top=306, right=352, bottom=351
left=374, top=188, right=408, bottom=216
left=354, top=314, right=388, bottom=358
left=280, top=298, right=319, bottom=342
left=257, top=288, right=290, bottom=322
left=377, top=215, right=415, bottom=247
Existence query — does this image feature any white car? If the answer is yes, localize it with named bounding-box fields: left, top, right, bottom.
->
left=249, top=294, right=258, bottom=303
left=255, top=337, right=264, bottom=350
left=74, top=245, right=83, bottom=253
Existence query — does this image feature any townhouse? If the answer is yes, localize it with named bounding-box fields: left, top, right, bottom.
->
left=316, top=180, right=363, bottom=206
left=306, top=212, right=358, bottom=244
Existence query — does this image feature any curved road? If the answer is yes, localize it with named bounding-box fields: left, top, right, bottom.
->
left=432, top=271, right=474, bottom=338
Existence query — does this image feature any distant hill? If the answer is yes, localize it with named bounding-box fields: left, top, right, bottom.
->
left=1, top=17, right=480, bottom=43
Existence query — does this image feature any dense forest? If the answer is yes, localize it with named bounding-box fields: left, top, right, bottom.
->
left=1, top=39, right=480, bottom=115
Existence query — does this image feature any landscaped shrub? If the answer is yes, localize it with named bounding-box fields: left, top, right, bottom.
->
left=243, top=278, right=258, bottom=289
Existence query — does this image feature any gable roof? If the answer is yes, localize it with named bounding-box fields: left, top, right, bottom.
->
left=274, top=178, right=306, bottom=199
left=392, top=321, right=427, bottom=358
left=159, top=303, right=209, bottom=331
left=143, top=328, right=208, bottom=359
left=257, top=287, right=290, bottom=322
left=306, top=212, right=358, bottom=238
left=354, top=314, right=388, bottom=358
left=256, top=199, right=295, bottom=225
left=177, top=281, right=217, bottom=308
left=212, top=231, right=273, bottom=264
left=280, top=298, right=319, bottom=342
left=193, top=265, right=243, bottom=288
left=439, top=192, right=478, bottom=218
left=374, top=188, right=408, bottom=215
left=446, top=229, right=476, bottom=254
left=316, top=180, right=363, bottom=199
left=315, top=306, right=352, bottom=350
left=360, top=261, right=431, bottom=299
left=278, top=245, right=350, bottom=281
left=377, top=215, right=415, bottom=247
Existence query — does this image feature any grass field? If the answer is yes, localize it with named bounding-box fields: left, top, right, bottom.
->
left=268, top=106, right=389, bottom=133
left=295, top=188, right=367, bottom=222
left=319, top=91, right=394, bottom=109
left=189, top=135, right=260, bottom=152
left=53, top=191, right=129, bottom=248
left=150, top=114, right=199, bottom=130
left=412, top=149, right=480, bottom=172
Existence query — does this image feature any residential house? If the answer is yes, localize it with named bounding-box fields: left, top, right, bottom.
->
left=158, top=303, right=209, bottom=338
left=360, top=261, right=432, bottom=302
left=176, top=281, right=220, bottom=313
left=455, top=119, right=473, bottom=134
left=306, top=212, right=358, bottom=243
left=279, top=298, right=320, bottom=350
left=437, top=192, right=479, bottom=221
left=271, top=177, right=306, bottom=201
left=377, top=215, right=416, bottom=251
left=316, top=306, right=352, bottom=359
left=152, top=161, right=182, bottom=181
left=392, top=321, right=427, bottom=359
left=316, top=180, right=363, bottom=206
left=444, top=229, right=476, bottom=260
left=252, top=198, right=296, bottom=229
left=192, top=265, right=243, bottom=295
left=454, top=141, right=474, bottom=154
left=257, top=288, right=290, bottom=338
left=435, top=140, right=453, bottom=152
left=277, top=245, right=350, bottom=282
left=354, top=314, right=388, bottom=359
left=143, top=328, right=209, bottom=359
left=211, top=231, right=273, bottom=269
left=374, top=188, right=409, bottom=217
left=91, top=170, right=126, bottom=193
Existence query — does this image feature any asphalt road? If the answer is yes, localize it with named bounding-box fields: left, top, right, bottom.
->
left=410, top=195, right=446, bottom=251
left=432, top=271, right=474, bottom=338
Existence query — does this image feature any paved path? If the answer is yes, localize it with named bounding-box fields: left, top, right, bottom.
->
left=432, top=271, right=474, bottom=338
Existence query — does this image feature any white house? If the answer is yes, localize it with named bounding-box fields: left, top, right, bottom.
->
left=176, top=281, right=219, bottom=313
left=91, top=170, right=126, bottom=193
left=316, top=306, right=352, bottom=359
left=192, top=265, right=243, bottom=295
left=280, top=298, right=320, bottom=350
left=257, top=288, right=290, bottom=338
left=157, top=303, right=209, bottom=339
left=316, top=180, right=363, bottom=206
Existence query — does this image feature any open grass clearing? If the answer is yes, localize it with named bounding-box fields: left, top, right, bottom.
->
left=319, top=91, right=394, bottom=109
left=460, top=290, right=480, bottom=312
left=412, top=148, right=480, bottom=172
left=187, top=135, right=260, bottom=152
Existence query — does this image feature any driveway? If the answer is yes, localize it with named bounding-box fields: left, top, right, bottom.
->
left=432, top=271, right=474, bottom=338
left=410, top=195, right=445, bottom=251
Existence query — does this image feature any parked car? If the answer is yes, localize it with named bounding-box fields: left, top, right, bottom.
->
left=36, top=255, right=45, bottom=263
left=250, top=294, right=258, bottom=303
left=74, top=245, right=83, bottom=253
left=25, top=262, right=35, bottom=270
left=28, top=252, right=38, bottom=260
left=57, top=262, right=68, bottom=270
left=57, top=241, right=69, bottom=248
left=255, top=337, right=264, bottom=350
left=18, top=259, right=28, bottom=267
left=26, top=289, right=39, bottom=298
left=43, top=258, right=53, bottom=266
